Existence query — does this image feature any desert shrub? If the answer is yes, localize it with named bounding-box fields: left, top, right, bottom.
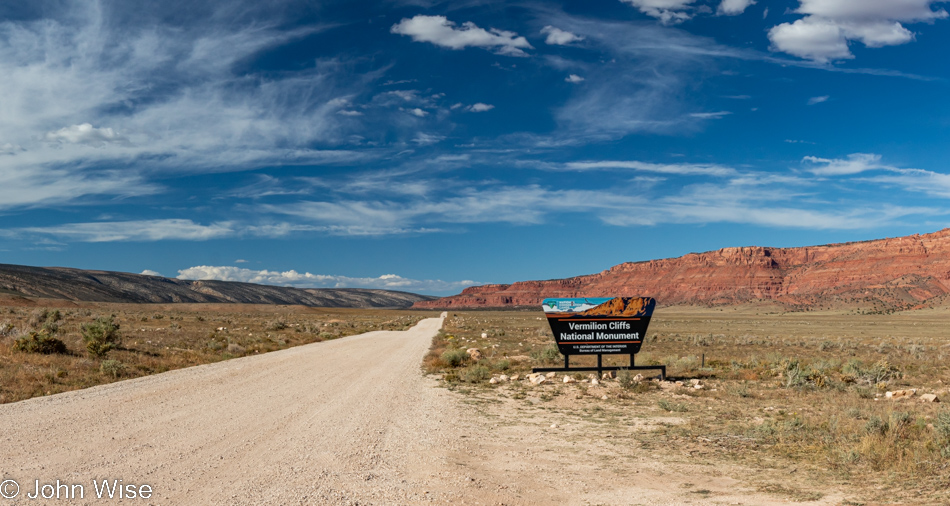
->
left=657, top=399, right=688, bottom=412
left=441, top=348, right=469, bottom=367
left=617, top=369, right=639, bottom=390
left=226, top=342, right=245, bottom=354
left=532, top=344, right=562, bottom=364
left=0, top=320, right=19, bottom=338
left=492, top=359, right=510, bottom=371
left=265, top=317, right=288, bottom=331
left=81, top=316, right=122, bottom=358
left=461, top=364, right=491, bottom=383
left=842, top=359, right=901, bottom=386
left=100, top=359, right=126, bottom=378
left=13, top=331, right=68, bottom=354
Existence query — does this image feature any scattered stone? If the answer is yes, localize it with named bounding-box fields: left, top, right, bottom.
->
left=489, top=377, right=498, bottom=384
left=498, top=374, right=509, bottom=382
left=530, top=375, right=546, bottom=385
left=675, top=381, right=684, bottom=386
left=633, top=374, right=644, bottom=382
left=510, top=374, right=519, bottom=381
left=601, top=395, right=608, bottom=400
left=690, top=379, right=702, bottom=386
left=591, top=378, right=600, bottom=386
left=602, top=371, right=617, bottom=379
left=563, top=376, right=576, bottom=384
left=466, top=348, right=482, bottom=361
left=545, top=372, right=557, bottom=379
left=480, top=332, right=488, bottom=339
left=693, top=384, right=703, bottom=390
left=920, top=393, right=939, bottom=403
left=886, top=389, right=917, bottom=399
left=550, top=423, right=558, bottom=429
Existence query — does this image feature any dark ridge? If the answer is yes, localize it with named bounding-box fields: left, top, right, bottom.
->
left=0, top=264, right=435, bottom=309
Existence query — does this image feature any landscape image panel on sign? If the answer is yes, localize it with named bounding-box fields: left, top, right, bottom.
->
left=542, top=297, right=656, bottom=355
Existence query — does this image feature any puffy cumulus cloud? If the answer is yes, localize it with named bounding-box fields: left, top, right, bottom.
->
left=45, top=123, right=128, bottom=147
left=540, top=26, right=584, bottom=45
left=176, top=265, right=479, bottom=294
left=467, top=103, right=494, bottom=112
left=802, top=153, right=891, bottom=175
left=718, top=0, right=755, bottom=15
left=17, top=219, right=235, bottom=242
left=768, top=0, right=948, bottom=62
left=565, top=74, right=585, bottom=83
left=620, top=0, right=697, bottom=25
left=390, top=15, right=532, bottom=56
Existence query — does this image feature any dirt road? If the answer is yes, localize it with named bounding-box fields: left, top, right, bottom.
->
left=1, top=315, right=477, bottom=504
left=2, top=315, right=843, bottom=505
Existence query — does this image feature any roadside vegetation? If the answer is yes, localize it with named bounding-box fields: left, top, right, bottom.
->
left=0, top=299, right=428, bottom=404
left=425, top=306, right=950, bottom=504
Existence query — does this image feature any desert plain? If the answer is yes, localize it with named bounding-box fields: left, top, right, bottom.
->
left=2, top=295, right=949, bottom=505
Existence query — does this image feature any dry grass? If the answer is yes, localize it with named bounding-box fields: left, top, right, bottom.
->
left=0, top=297, right=431, bottom=404
left=426, top=305, right=950, bottom=504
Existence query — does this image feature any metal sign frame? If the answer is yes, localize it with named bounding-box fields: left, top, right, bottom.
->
left=532, top=297, right=666, bottom=380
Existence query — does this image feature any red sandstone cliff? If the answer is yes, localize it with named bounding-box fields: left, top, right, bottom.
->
left=414, top=229, right=950, bottom=310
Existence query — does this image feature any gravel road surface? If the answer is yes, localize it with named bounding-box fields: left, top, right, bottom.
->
left=0, top=314, right=483, bottom=505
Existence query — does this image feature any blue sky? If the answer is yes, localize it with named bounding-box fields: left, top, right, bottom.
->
left=1, top=0, right=949, bottom=295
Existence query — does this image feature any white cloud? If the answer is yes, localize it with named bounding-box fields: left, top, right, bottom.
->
left=620, top=0, right=696, bottom=24
left=177, top=265, right=479, bottom=294
left=807, top=95, right=830, bottom=105
left=718, top=0, right=755, bottom=15
left=17, top=219, right=235, bottom=242
left=235, top=259, right=249, bottom=263
left=564, top=160, right=737, bottom=176
left=689, top=111, right=732, bottom=119
left=407, top=108, right=428, bottom=117
left=540, top=26, right=584, bottom=45
left=140, top=269, right=163, bottom=276
left=467, top=103, right=494, bottom=112
left=45, top=123, right=128, bottom=147
left=337, top=110, right=363, bottom=116
left=565, top=74, right=585, bottom=83
left=390, top=15, right=533, bottom=56
left=768, top=17, right=855, bottom=62
left=768, top=0, right=948, bottom=62
left=0, top=0, right=368, bottom=211
left=802, top=153, right=890, bottom=175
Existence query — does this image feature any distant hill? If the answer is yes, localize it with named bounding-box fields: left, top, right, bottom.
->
left=0, top=264, right=435, bottom=309
left=414, top=228, right=950, bottom=312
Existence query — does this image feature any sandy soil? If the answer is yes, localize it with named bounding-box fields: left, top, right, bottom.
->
left=1, top=315, right=843, bottom=505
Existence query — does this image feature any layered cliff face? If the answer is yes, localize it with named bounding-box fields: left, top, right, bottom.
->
left=414, top=229, right=950, bottom=310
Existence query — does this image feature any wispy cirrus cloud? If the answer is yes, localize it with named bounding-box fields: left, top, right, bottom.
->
left=0, top=0, right=372, bottom=211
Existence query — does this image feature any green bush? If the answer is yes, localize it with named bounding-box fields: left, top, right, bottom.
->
left=100, top=359, right=126, bottom=378
left=82, top=316, right=122, bottom=358
left=617, top=369, right=639, bottom=390
left=533, top=345, right=562, bottom=364
left=441, top=348, right=469, bottom=367
left=461, top=365, right=491, bottom=383
left=12, top=331, right=68, bottom=354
